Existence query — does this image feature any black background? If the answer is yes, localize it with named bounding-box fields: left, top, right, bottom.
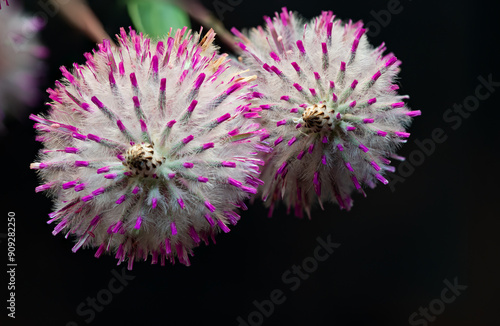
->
left=1, top=0, right=499, bottom=325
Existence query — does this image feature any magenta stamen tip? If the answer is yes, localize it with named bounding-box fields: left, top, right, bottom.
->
left=228, top=178, right=242, bottom=187
left=134, top=216, right=142, bottom=229
left=376, top=174, right=389, bottom=185
left=81, top=195, right=93, bottom=202
left=132, top=96, right=140, bottom=107
left=116, top=195, right=126, bottom=204
left=104, top=173, right=117, bottom=179
left=171, top=221, right=178, bottom=234
left=370, top=161, right=381, bottom=171
left=116, top=120, right=126, bottom=132
left=217, top=220, right=230, bottom=233
left=130, top=72, right=138, bottom=87
left=359, top=143, right=369, bottom=152
left=202, top=142, right=214, bottom=149
left=194, top=73, right=205, bottom=89
left=217, top=113, right=231, bottom=123
left=296, top=40, right=306, bottom=53
left=270, top=51, right=281, bottom=62
left=97, top=166, right=110, bottom=174
left=291, top=62, right=300, bottom=72
left=187, top=100, right=198, bottom=112
left=332, top=93, right=338, bottom=102
left=75, top=161, right=89, bottom=167
left=392, top=102, right=405, bottom=108
left=221, top=161, right=236, bottom=168
left=293, top=83, right=303, bottom=92
left=182, top=135, right=194, bottom=144
left=140, top=120, right=147, bottom=132
left=395, top=131, right=410, bottom=138
left=276, top=119, right=287, bottom=127
left=386, top=57, right=397, bottom=67
left=406, top=110, right=421, bottom=117
left=205, top=201, right=216, bottom=212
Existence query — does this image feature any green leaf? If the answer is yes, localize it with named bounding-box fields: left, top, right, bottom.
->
left=125, top=0, right=190, bottom=39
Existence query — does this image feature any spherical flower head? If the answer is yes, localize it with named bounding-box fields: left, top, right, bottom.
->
left=0, top=3, right=48, bottom=132
left=232, top=8, right=421, bottom=217
left=31, top=27, right=264, bottom=269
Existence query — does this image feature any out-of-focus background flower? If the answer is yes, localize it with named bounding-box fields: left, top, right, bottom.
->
left=1, top=0, right=499, bottom=325
left=0, top=1, right=47, bottom=133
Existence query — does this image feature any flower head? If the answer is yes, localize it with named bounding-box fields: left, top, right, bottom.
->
left=31, top=27, right=263, bottom=268
left=0, top=4, right=47, bottom=132
left=232, top=9, right=420, bottom=217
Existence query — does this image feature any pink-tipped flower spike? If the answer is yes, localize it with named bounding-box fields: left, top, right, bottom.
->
left=31, top=28, right=263, bottom=268
left=233, top=8, right=420, bottom=217
left=0, top=0, right=8, bottom=9
left=0, top=3, right=48, bottom=132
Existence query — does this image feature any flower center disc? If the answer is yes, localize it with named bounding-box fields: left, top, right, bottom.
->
left=123, top=143, right=164, bottom=177
left=301, top=103, right=332, bottom=132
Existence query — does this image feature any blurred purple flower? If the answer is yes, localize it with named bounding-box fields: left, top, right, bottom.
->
left=0, top=3, right=47, bottom=132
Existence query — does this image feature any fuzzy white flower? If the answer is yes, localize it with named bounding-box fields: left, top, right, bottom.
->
left=0, top=3, right=47, bottom=132
left=31, top=27, right=264, bottom=268
left=232, top=8, right=420, bottom=217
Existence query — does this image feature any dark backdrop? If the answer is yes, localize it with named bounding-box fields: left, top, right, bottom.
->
left=2, top=0, right=499, bottom=325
